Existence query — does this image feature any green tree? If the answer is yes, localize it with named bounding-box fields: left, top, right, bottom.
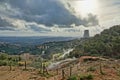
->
left=0, top=53, right=8, bottom=60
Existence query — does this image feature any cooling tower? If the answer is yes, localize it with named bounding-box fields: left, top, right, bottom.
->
left=83, top=30, right=89, bottom=38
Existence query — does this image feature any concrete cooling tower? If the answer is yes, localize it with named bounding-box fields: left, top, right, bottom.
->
left=83, top=30, right=90, bottom=38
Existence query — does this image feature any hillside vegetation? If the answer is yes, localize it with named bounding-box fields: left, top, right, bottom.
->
left=0, top=25, right=120, bottom=59
left=0, top=38, right=81, bottom=59
left=70, top=25, right=120, bottom=59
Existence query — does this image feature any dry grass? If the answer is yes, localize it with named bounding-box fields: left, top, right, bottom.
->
left=0, top=57, right=120, bottom=80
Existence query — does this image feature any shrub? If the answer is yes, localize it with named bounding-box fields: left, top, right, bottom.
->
left=0, top=60, right=7, bottom=66
left=0, top=53, right=8, bottom=60
left=67, top=76, right=77, bottom=80
left=87, top=75, right=93, bottom=80
left=87, top=67, right=96, bottom=72
left=18, top=61, right=24, bottom=66
left=80, top=74, right=93, bottom=80
left=116, top=69, right=120, bottom=76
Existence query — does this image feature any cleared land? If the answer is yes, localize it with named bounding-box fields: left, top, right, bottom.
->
left=0, top=57, right=120, bottom=80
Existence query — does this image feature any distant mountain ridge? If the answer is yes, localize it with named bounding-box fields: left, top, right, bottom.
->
left=0, top=36, right=75, bottom=46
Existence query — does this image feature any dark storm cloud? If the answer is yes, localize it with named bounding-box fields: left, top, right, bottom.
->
left=0, top=17, right=11, bottom=27
left=0, top=17, right=15, bottom=30
left=0, top=0, right=99, bottom=32
left=27, top=25, right=51, bottom=32
left=6, top=0, right=81, bottom=27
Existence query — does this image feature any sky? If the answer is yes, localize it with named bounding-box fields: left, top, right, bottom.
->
left=0, top=0, right=120, bottom=37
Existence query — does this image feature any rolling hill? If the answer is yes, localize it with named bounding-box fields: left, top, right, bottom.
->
left=70, top=25, right=120, bottom=59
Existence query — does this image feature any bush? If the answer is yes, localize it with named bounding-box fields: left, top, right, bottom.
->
left=0, top=60, right=7, bottom=66
left=67, top=76, right=77, bottom=80
left=18, top=61, right=25, bottom=66
left=29, top=62, right=42, bottom=68
left=0, top=53, right=8, bottom=60
left=80, top=74, right=93, bottom=80
left=87, top=75, right=93, bottom=80
left=87, top=67, right=96, bottom=72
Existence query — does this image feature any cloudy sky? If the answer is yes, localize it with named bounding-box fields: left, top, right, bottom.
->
left=0, top=0, right=120, bottom=37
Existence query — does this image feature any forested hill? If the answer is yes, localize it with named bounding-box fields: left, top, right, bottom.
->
left=70, top=25, right=120, bottom=59
left=0, top=37, right=81, bottom=57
